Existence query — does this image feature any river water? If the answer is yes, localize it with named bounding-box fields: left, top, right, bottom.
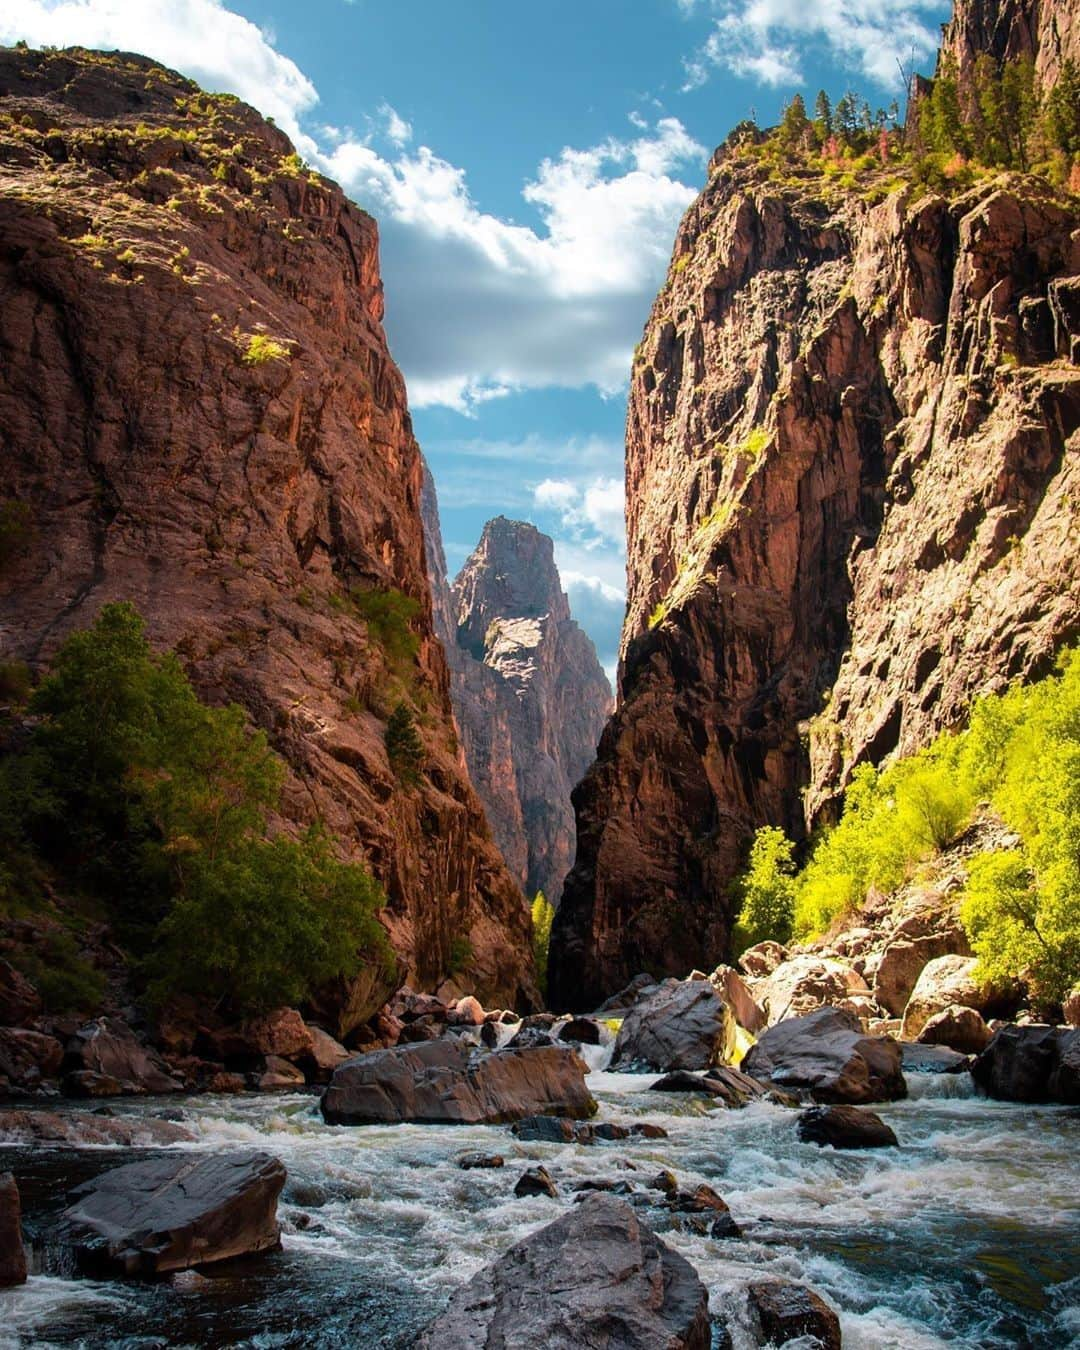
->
left=2, top=1054, right=1078, bottom=1349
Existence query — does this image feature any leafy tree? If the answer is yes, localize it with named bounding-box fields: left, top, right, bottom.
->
left=385, top=702, right=425, bottom=784
left=531, top=891, right=554, bottom=997
left=734, top=827, right=795, bottom=949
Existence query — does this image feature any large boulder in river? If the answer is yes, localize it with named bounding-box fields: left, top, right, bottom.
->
left=708, top=965, right=766, bottom=1033
left=611, top=978, right=736, bottom=1071
left=797, top=1104, right=898, bottom=1149
left=917, top=1004, right=992, bottom=1054
left=65, top=1017, right=182, bottom=1094
left=320, top=1039, right=595, bottom=1125
left=972, top=1024, right=1080, bottom=1103
left=60, top=1151, right=286, bottom=1276
left=901, top=955, right=998, bottom=1040
left=0, top=1026, right=64, bottom=1091
left=746, top=1280, right=841, bottom=1350
left=415, top=1193, right=710, bottom=1349
left=754, top=954, right=873, bottom=1025
left=742, top=1007, right=906, bottom=1104
left=0, top=1172, right=27, bottom=1287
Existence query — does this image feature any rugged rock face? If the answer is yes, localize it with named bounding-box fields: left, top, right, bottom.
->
left=0, top=47, right=536, bottom=1011
left=550, top=8, right=1080, bottom=1008
left=941, top=0, right=1080, bottom=88
left=420, top=486, right=611, bottom=905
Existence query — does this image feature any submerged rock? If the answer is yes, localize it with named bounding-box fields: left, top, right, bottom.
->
left=0, top=1172, right=27, bottom=1287
left=0, top=1108, right=195, bottom=1146
left=742, top=1007, right=906, bottom=1104
left=797, top=1104, right=899, bottom=1149
left=746, top=1280, right=841, bottom=1350
left=457, top=1152, right=504, bottom=1170
left=514, top=1165, right=558, bottom=1198
left=973, top=1024, right=1080, bottom=1103
left=611, top=978, right=736, bottom=1071
left=60, top=1151, right=286, bottom=1276
left=414, top=1193, right=710, bottom=1349
left=320, top=1040, right=595, bottom=1125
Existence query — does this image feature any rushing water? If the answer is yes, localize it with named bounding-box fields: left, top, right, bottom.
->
left=2, top=1058, right=1078, bottom=1349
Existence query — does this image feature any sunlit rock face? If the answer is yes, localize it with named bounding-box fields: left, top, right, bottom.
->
left=549, top=1, right=1080, bottom=1010
left=0, top=46, right=537, bottom=1011
left=419, top=492, right=611, bottom=907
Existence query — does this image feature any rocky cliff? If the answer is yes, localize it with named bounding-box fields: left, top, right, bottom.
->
left=941, top=0, right=1080, bottom=85
left=0, top=46, right=537, bottom=1015
left=419, top=485, right=611, bottom=906
left=550, top=1, right=1080, bottom=1009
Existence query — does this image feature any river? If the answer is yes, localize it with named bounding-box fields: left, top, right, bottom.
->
left=2, top=1056, right=1078, bottom=1348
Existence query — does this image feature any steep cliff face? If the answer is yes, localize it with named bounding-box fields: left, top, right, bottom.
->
left=0, top=47, right=537, bottom=1013
left=550, top=9, right=1080, bottom=1009
left=941, top=0, right=1080, bottom=85
left=419, top=486, right=611, bottom=907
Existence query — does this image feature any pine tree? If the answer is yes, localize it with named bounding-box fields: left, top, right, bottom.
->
left=780, top=93, right=810, bottom=146
left=813, top=89, right=832, bottom=142
left=385, top=702, right=424, bottom=784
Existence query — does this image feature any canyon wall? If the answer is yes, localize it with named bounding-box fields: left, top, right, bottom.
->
left=0, top=47, right=537, bottom=1016
left=419, top=482, right=611, bottom=906
left=550, top=2, right=1080, bottom=1009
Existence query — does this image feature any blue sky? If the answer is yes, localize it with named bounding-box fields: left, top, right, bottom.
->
left=3, top=0, right=950, bottom=674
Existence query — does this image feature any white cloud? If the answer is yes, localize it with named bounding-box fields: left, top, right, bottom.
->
left=379, top=101, right=412, bottom=148
left=532, top=475, right=625, bottom=546
left=681, top=0, right=947, bottom=90
left=535, top=479, right=580, bottom=512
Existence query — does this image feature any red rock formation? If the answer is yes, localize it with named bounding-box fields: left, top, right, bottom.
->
left=419, top=487, right=611, bottom=905
left=549, top=12, right=1080, bottom=1009
left=0, top=47, right=537, bottom=1015
left=940, top=0, right=1080, bottom=87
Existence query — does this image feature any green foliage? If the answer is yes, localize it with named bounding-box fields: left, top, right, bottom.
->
left=448, top=934, right=474, bottom=975
left=0, top=499, right=34, bottom=568
left=349, top=586, right=422, bottom=665
left=531, top=891, right=555, bottom=997
left=733, top=827, right=795, bottom=950
left=0, top=602, right=390, bottom=1014
left=780, top=93, right=809, bottom=146
left=240, top=332, right=291, bottom=365
left=12, top=929, right=106, bottom=1014
left=385, top=702, right=424, bottom=784
left=0, top=662, right=31, bottom=707
left=737, top=650, right=1080, bottom=1004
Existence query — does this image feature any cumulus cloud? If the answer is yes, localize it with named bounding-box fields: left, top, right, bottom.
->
left=681, top=0, right=947, bottom=89
left=532, top=475, right=625, bottom=546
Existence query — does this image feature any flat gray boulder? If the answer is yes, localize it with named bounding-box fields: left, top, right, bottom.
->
left=320, top=1039, right=596, bottom=1125
left=742, top=1007, right=906, bottom=1104
left=60, top=1150, right=285, bottom=1276
left=415, top=1192, right=710, bottom=1349
left=611, top=978, right=736, bottom=1071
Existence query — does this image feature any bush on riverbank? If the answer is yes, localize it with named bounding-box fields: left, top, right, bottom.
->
left=0, top=602, right=390, bottom=1014
left=735, top=650, right=1080, bottom=1004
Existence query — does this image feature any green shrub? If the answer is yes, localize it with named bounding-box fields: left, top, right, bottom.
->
left=350, top=587, right=421, bottom=665
left=448, top=934, right=474, bottom=975
left=733, top=827, right=795, bottom=950
left=0, top=601, right=390, bottom=1014
left=385, top=702, right=424, bottom=784
left=531, top=891, right=554, bottom=997
left=12, top=929, right=106, bottom=1013
left=240, top=332, right=291, bottom=365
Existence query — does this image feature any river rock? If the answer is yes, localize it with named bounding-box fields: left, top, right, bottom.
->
left=301, top=1026, right=351, bottom=1082
left=611, top=978, right=736, bottom=1071
left=61, top=1151, right=286, bottom=1276
left=917, top=1004, right=992, bottom=1054
left=457, top=1152, right=504, bottom=1170
left=739, top=941, right=790, bottom=978
left=506, top=1026, right=556, bottom=1050
left=754, top=954, right=873, bottom=1025
left=0, top=1026, right=64, bottom=1091
left=872, top=929, right=969, bottom=1017
left=0, top=1173, right=27, bottom=1287
left=558, top=1016, right=602, bottom=1045
left=0, top=1108, right=195, bottom=1146
left=972, top=1024, right=1080, bottom=1103
left=515, top=1165, right=558, bottom=1198
left=901, top=955, right=991, bottom=1039
left=256, top=1055, right=306, bottom=1091
left=901, top=1043, right=971, bottom=1074
left=667, top=1183, right=741, bottom=1237
left=742, top=1007, right=906, bottom=1104
left=0, top=960, right=40, bottom=1026
left=66, top=1018, right=182, bottom=1094
left=798, top=1104, right=899, bottom=1149
left=512, top=1115, right=595, bottom=1143
left=708, top=964, right=766, bottom=1033
left=320, top=1040, right=595, bottom=1125
left=747, top=1280, right=841, bottom=1350
left=64, top=1070, right=129, bottom=1098
left=594, top=973, right=657, bottom=1013
left=414, top=1193, right=710, bottom=1349
left=448, top=995, right=485, bottom=1027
